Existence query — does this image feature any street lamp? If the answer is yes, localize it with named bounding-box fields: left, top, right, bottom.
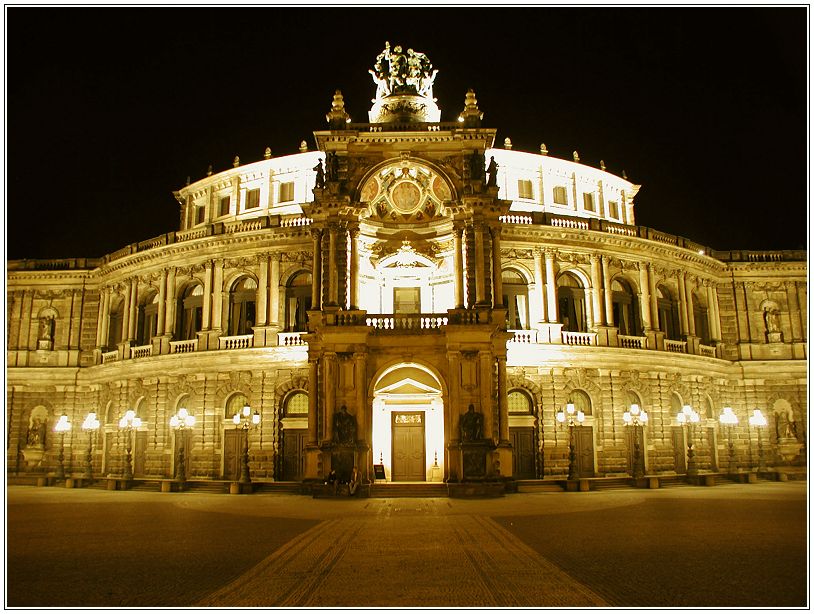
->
left=169, top=407, right=196, bottom=484
left=233, top=404, right=260, bottom=483
left=719, top=406, right=739, bottom=474
left=623, top=403, right=648, bottom=479
left=749, top=409, right=768, bottom=473
left=81, top=412, right=100, bottom=482
left=53, top=413, right=72, bottom=480
left=118, top=409, right=142, bottom=481
left=556, top=400, right=584, bottom=480
left=676, top=405, right=700, bottom=476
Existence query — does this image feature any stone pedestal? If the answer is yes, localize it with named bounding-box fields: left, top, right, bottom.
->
left=460, top=441, right=491, bottom=481
left=330, top=445, right=357, bottom=483
left=777, top=438, right=803, bottom=462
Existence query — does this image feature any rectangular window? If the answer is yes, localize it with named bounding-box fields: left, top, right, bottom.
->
left=219, top=196, right=230, bottom=217
left=583, top=192, right=595, bottom=212
left=553, top=185, right=568, bottom=205
left=608, top=200, right=619, bottom=219
left=196, top=206, right=206, bottom=225
left=393, top=287, right=421, bottom=314
left=517, top=179, right=533, bottom=200
left=279, top=182, right=295, bottom=203
left=245, top=188, right=260, bottom=210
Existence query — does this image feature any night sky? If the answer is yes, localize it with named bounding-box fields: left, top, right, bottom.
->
left=6, top=7, right=808, bottom=260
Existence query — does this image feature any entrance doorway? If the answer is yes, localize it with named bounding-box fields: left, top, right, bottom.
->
left=391, top=412, right=426, bottom=481
left=371, top=363, right=445, bottom=483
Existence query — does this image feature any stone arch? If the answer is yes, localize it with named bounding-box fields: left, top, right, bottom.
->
left=354, top=156, right=458, bottom=211
left=274, top=373, right=310, bottom=408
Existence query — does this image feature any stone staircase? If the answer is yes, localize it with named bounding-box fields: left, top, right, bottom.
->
left=516, top=480, right=565, bottom=493
left=252, top=481, right=307, bottom=495
left=590, top=477, right=635, bottom=491
left=369, top=482, right=449, bottom=498
left=657, top=475, right=691, bottom=488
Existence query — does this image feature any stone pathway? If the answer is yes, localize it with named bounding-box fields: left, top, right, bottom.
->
left=198, top=499, right=607, bottom=607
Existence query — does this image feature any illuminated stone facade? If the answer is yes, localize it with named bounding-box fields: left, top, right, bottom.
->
left=7, top=46, right=807, bottom=490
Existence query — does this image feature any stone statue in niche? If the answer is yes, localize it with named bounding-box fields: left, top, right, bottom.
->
left=26, top=416, right=46, bottom=447
left=763, top=307, right=780, bottom=334
left=313, top=159, right=325, bottom=189
left=333, top=405, right=357, bottom=446
left=460, top=404, right=484, bottom=442
left=38, top=316, right=54, bottom=342
left=486, top=156, right=499, bottom=187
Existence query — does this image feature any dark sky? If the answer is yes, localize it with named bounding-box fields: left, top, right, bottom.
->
left=6, top=7, right=808, bottom=260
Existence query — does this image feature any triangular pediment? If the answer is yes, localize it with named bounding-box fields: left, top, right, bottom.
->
left=376, top=377, right=441, bottom=396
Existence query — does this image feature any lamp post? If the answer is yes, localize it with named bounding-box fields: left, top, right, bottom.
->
left=623, top=403, right=648, bottom=479
left=169, top=407, right=196, bottom=484
left=749, top=409, right=768, bottom=473
left=53, top=413, right=72, bottom=480
left=676, top=405, right=700, bottom=476
left=556, top=400, right=584, bottom=480
left=118, top=409, right=142, bottom=481
left=719, top=406, right=739, bottom=474
left=81, top=412, right=100, bottom=482
left=233, top=404, right=260, bottom=483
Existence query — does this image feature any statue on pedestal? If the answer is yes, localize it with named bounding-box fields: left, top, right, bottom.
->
left=460, top=404, right=483, bottom=442
left=333, top=405, right=357, bottom=446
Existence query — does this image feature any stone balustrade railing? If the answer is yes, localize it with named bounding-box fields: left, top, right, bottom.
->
left=101, top=349, right=120, bottom=364
left=551, top=217, right=589, bottom=230
left=618, top=334, right=647, bottom=350
left=665, top=339, right=687, bottom=353
left=169, top=339, right=198, bottom=354
left=562, top=331, right=597, bottom=346
left=218, top=334, right=253, bottom=350
left=278, top=332, right=307, bottom=346
left=509, top=330, right=535, bottom=343
left=699, top=344, right=717, bottom=358
left=366, top=314, right=449, bottom=331
left=130, top=344, right=152, bottom=359
left=280, top=215, right=313, bottom=228
left=499, top=214, right=533, bottom=225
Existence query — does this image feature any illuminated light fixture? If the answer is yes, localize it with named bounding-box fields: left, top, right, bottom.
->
left=81, top=412, right=100, bottom=482
left=676, top=404, right=700, bottom=476
left=53, top=413, right=72, bottom=480
left=556, top=400, right=584, bottom=480
left=698, top=249, right=705, bottom=255
left=623, top=403, right=648, bottom=479
left=118, top=409, right=142, bottom=481
left=233, top=403, right=261, bottom=484
left=719, top=407, right=739, bottom=474
left=749, top=409, right=768, bottom=472
left=170, top=407, right=196, bottom=483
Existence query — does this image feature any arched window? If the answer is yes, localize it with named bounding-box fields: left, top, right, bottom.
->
left=229, top=277, right=257, bottom=336
left=657, top=286, right=680, bottom=340
left=626, top=390, right=642, bottom=410
left=502, top=269, right=530, bottom=330
left=107, top=296, right=124, bottom=349
left=224, top=393, right=249, bottom=420
left=508, top=390, right=533, bottom=414
left=284, top=391, right=309, bottom=416
left=285, top=272, right=312, bottom=332
left=136, top=291, right=160, bottom=346
left=670, top=392, right=684, bottom=415
left=557, top=273, right=587, bottom=332
left=176, top=284, right=203, bottom=341
left=571, top=389, right=592, bottom=416
left=612, top=278, right=641, bottom=336
left=692, top=292, right=710, bottom=344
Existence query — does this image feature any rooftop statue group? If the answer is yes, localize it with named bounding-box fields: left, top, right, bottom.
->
left=369, top=42, right=439, bottom=101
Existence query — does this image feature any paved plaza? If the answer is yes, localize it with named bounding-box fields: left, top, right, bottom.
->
left=5, top=481, right=808, bottom=608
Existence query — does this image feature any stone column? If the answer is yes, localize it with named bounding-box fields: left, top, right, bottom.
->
left=638, top=264, right=652, bottom=332
left=497, top=357, right=509, bottom=443
left=706, top=282, right=720, bottom=341
left=311, top=229, right=322, bottom=310
left=165, top=267, right=176, bottom=337
left=602, top=256, right=614, bottom=327
left=474, top=222, right=486, bottom=305
left=269, top=253, right=280, bottom=326
left=677, top=271, right=689, bottom=336
left=686, top=276, right=696, bottom=337
left=491, top=226, right=503, bottom=307
left=349, top=227, right=359, bottom=310
left=354, top=353, right=367, bottom=444
left=479, top=351, right=494, bottom=443
left=256, top=254, right=269, bottom=327
left=453, top=224, right=465, bottom=309
left=121, top=281, right=131, bottom=342
left=324, top=353, right=336, bottom=442
left=202, top=261, right=213, bottom=330
left=590, top=255, right=604, bottom=326
left=648, top=264, right=659, bottom=331
left=328, top=225, right=338, bottom=306
left=308, top=359, right=319, bottom=445
left=97, top=286, right=110, bottom=347
left=212, top=259, right=224, bottom=332
left=544, top=250, right=558, bottom=323
left=533, top=249, right=546, bottom=322
left=128, top=278, right=139, bottom=341
left=156, top=270, right=167, bottom=336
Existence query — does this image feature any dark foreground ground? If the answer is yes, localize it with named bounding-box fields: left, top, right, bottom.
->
left=5, top=481, right=808, bottom=608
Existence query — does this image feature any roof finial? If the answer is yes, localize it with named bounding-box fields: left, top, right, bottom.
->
left=326, top=89, right=351, bottom=128
left=299, top=140, right=308, bottom=153
left=622, top=169, right=628, bottom=180
left=540, top=143, right=548, bottom=156
left=264, top=147, right=272, bottom=159
left=458, top=88, right=483, bottom=127
left=206, top=164, right=213, bottom=176
left=573, top=150, right=580, bottom=163
left=600, top=159, right=606, bottom=171
left=233, top=156, right=240, bottom=168
left=504, top=137, right=512, bottom=150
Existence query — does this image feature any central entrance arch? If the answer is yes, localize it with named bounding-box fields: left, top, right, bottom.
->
left=371, top=363, right=445, bottom=482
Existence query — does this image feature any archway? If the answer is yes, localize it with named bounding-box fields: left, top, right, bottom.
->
left=371, top=363, right=445, bottom=482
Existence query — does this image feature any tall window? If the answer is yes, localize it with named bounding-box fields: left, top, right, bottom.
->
left=557, top=273, right=587, bottom=332
left=553, top=185, right=568, bottom=205
left=611, top=278, right=641, bottom=336
left=502, top=269, right=529, bottom=329
left=219, top=195, right=231, bottom=217
left=657, top=286, right=680, bottom=340
left=517, top=179, right=534, bottom=200
left=279, top=182, right=295, bottom=203
left=607, top=200, right=620, bottom=219
left=245, top=188, right=260, bottom=210
left=107, top=297, right=123, bottom=348
left=136, top=292, right=160, bottom=346
left=285, top=272, right=312, bottom=331
left=196, top=206, right=206, bottom=225
left=177, top=284, right=203, bottom=341
left=583, top=192, right=595, bottom=212
left=229, top=277, right=257, bottom=336
left=692, top=293, right=710, bottom=344
left=571, top=389, right=593, bottom=416
left=225, top=393, right=249, bottom=420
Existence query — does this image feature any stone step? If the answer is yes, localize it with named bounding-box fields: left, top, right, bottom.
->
left=516, top=480, right=564, bottom=493
left=657, top=476, right=691, bottom=488
left=591, top=478, right=635, bottom=490
left=369, top=483, right=448, bottom=498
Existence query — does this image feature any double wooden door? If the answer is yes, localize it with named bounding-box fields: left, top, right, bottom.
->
left=510, top=427, right=536, bottom=478
left=392, top=412, right=425, bottom=481
left=281, top=429, right=307, bottom=481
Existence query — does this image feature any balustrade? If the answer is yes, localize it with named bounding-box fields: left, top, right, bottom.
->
left=218, top=334, right=254, bottom=350
left=280, top=215, right=313, bottom=228
left=365, top=314, right=449, bottom=332
left=278, top=332, right=308, bottom=346
left=130, top=344, right=153, bottom=359
left=562, top=331, right=597, bottom=346
left=665, top=339, right=687, bottom=353
left=101, top=349, right=120, bottom=364
left=508, top=330, right=535, bottom=343
left=699, top=344, right=717, bottom=358
left=499, top=214, right=532, bottom=225
left=169, top=339, right=198, bottom=354
left=618, top=334, right=647, bottom=350
left=551, top=217, right=589, bottom=230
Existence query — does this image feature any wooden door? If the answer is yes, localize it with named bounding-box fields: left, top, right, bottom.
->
left=672, top=427, right=686, bottom=473
left=133, top=431, right=147, bottom=477
left=510, top=427, right=535, bottom=478
left=574, top=426, right=595, bottom=478
left=223, top=429, right=245, bottom=481
left=281, top=429, right=307, bottom=481
left=392, top=413, right=425, bottom=481
left=173, top=430, right=192, bottom=479
left=625, top=426, right=645, bottom=474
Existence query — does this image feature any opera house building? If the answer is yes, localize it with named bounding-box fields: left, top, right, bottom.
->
left=7, top=45, right=807, bottom=495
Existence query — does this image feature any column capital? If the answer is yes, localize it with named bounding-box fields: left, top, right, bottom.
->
left=270, top=251, right=281, bottom=263
left=310, top=227, right=323, bottom=240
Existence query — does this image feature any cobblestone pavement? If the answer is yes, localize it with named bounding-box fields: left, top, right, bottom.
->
left=6, top=481, right=807, bottom=608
